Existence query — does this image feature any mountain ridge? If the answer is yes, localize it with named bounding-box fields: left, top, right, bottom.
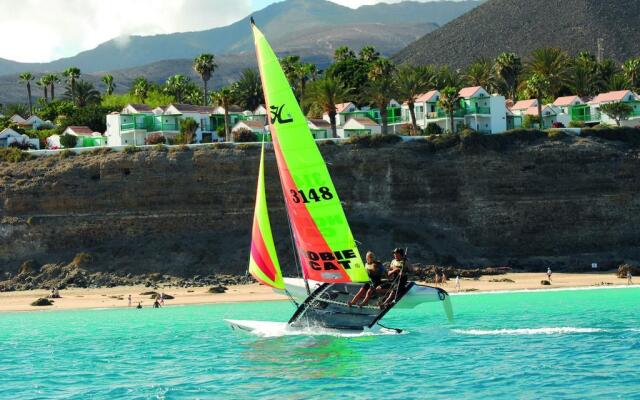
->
left=393, top=0, right=640, bottom=67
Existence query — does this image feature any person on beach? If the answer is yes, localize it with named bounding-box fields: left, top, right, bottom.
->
left=136, top=302, right=142, bottom=309
left=434, top=269, right=440, bottom=286
left=128, top=294, right=132, bottom=307
left=153, top=298, right=161, bottom=308
left=380, top=248, right=410, bottom=307
left=441, top=271, right=447, bottom=286
left=546, top=267, right=552, bottom=282
left=348, top=251, right=385, bottom=307
left=160, top=293, right=165, bottom=306
left=455, top=274, right=461, bottom=292
left=627, top=270, right=633, bottom=285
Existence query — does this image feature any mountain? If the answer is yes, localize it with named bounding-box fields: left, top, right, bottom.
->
left=394, top=0, right=640, bottom=68
left=0, top=0, right=481, bottom=76
left=0, top=21, right=434, bottom=104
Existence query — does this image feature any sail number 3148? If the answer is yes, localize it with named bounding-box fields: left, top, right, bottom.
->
left=290, top=187, right=333, bottom=203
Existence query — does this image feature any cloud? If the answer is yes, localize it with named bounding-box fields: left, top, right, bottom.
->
left=0, top=0, right=252, bottom=63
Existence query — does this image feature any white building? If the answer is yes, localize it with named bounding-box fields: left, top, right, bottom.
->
left=164, top=103, right=215, bottom=143
left=307, top=119, right=332, bottom=139
left=105, top=105, right=181, bottom=146
left=323, top=102, right=357, bottom=126
left=0, top=128, right=39, bottom=149
left=338, top=117, right=381, bottom=138
left=589, top=90, right=640, bottom=126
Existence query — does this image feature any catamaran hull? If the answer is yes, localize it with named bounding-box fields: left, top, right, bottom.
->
left=278, top=277, right=444, bottom=309
left=224, top=319, right=374, bottom=335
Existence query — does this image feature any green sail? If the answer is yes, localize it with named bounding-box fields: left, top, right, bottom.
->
left=251, top=22, right=368, bottom=283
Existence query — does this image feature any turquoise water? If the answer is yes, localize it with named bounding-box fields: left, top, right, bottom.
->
left=1, top=287, right=639, bottom=399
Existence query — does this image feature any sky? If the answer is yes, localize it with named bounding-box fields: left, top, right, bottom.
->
left=0, top=0, right=447, bottom=63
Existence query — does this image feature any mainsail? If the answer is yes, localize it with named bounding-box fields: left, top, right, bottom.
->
left=248, top=141, right=284, bottom=289
left=251, top=22, right=368, bottom=284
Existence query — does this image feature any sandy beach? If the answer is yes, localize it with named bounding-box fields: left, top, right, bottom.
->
left=0, top=271, right=634, bottom=312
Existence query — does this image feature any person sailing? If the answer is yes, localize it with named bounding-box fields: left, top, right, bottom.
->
left=380, top=248, right=410, bottom=308
left=348, top=251, right=385, bottom=307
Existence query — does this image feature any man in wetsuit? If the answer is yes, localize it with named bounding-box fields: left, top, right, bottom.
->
left=380, top=248, right=410, bottom=307
left=348, top=251, right=385, bottom=307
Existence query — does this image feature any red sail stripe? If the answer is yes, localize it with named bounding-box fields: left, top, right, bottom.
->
left=251, top=218, right=277, bottom=281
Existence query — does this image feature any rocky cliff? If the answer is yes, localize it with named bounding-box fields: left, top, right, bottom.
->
left=1, top=135, right=639, bottom=277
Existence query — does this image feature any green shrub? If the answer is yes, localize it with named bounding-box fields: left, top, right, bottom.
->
left=317, top=139, right=335, bottom=146
left=547, top=130, right=568, bottom=140
left=522, top=115, right=541, bottom=129
left=90, top=147, right=112, bottom=155
left=427, top=133, right=460, bottom=150
left=346, top=134, right=402, bottom=147
left=580, top=127, right=640, bottom=145
left=236, top=143, right=259, bottom=150
left=168, top=145, right=191, bottom=153
left=60, top=134, right=78, bottom=149
left=233, top=128, right=258, bottom=143
left=145, top=133, right=166, bottom=145
left=0, top=147, right=31, bottom=163
left=152, top=144, right=167, bottom=152
left=568, top=120, right=586, bottom=128
left=59, top=149, right=75, bottom=159
left=123, top=145, right=139, bottom=154
left=212, top=142, right=233, bottom=150
left=424, top=123, right=443, bottom=136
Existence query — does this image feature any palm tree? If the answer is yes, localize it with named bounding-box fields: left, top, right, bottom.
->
left=571, top=53, right=600, bottom=98
left=102, top=74, right=116, bottom=96
left=524, top=73, right=551, bottom=129
left=622, top=57, right=640, bottom=92
left=193, top=53, right=217, bottom=106
left=36, top=76, right=49, bottom=103
left=232, top=69, right=264, bottom=110
left=368, top=58, right=395, bottom=81
left=211, top=88, right=233, bottom=141
left=164, top=74, right=190, bottom=103
left=525, top=48, right=571, bottom=98
left=394, top=65, right=433, bottom=134
left=465, top=58, right=494, bottom=90
left=366, top=58, right=396, bottom=134
left=18, top=72, right=35, bottom=115
left=62, top=67, right=81, bottom=103
left=131, top=77, right=151, bottom=101
left=359, top=46, right=380, bottom=63
left=44, top=74, right=60, bottom=101
left=280, top=55, right=301, bottom=88
left=438, top=86, right=461, bottom=134
left=65, top=80, right=100, bottom=107
left=296, top=63, right=317, bottom=100
left=304, top=77, right=352, bottom=138
left=435, top=65, right=464, bottom=90
left=493, top=52, right=522, bottom=100
left=333, top=46, right=355, bottom=62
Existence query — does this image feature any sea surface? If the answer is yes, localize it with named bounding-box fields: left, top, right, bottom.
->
left=1, top=287, right=639, bottom=399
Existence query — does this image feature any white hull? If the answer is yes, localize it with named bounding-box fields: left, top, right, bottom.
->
left=224, top=319, right=400, bottom=336
left=277, top=277, right=444, bottom=309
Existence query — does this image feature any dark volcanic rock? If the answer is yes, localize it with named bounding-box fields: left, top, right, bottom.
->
left=541, top=280, right=551, bottom=286
left=1, top=138, right=640, bottom=278
left=208, top=286, right=228, bottom=294
left=31, top=298, right=53, bottom=306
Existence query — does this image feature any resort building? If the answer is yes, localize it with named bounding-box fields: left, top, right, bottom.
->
left=164, top=103, right=216, bottom=143
left=0, top=128, right=39, bottom=149
left=307, top=119, right=332, bottom=139
left=105, top=106, right=181, bottom=147
left=323, top=102, right=358, bottom=126
left=338, top=116, right=381, bottom=138
left=588, top=90, right=640, bottom=126
left=61, top=126, right=106, bottom=148
left=415, top=86, right=507, bottom=133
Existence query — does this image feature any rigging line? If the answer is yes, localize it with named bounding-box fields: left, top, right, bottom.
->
left=283, top=289, right=299, bottom=308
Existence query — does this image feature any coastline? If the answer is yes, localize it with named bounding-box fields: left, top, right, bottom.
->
left=0, top=271, right=634, bottom=313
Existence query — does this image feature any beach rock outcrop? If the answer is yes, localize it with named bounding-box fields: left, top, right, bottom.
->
left=31, top=298, right=53, bottom=306
left=208, top=286, right=228, bottom=293
left=617, top=264, right=640, bottom=278
left=541, top=280, right=551, bottom=285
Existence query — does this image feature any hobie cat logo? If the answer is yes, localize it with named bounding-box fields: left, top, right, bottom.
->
left=270, top=104, right=293, bottom=124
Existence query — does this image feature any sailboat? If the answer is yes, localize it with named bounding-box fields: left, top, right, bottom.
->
left=225, top=19, right=453, bottom=334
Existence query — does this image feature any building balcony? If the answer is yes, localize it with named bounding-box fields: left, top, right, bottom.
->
left=427, top=109, right=467, bottom=119
left=467, top=106, right=491, bottom=115
left=148, top=122, right=179, bottom=132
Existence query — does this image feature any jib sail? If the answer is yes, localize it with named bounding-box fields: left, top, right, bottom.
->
left=248, top=141, right=284, bottom=289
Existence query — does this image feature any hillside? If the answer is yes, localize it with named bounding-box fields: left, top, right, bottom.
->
left=0, top=0, right=480, bottom=76
left=0, top=22, right=433, bottom=104
left=1, top=137, right=639, bottom=277
left=394, top=0, right=640, bottom=68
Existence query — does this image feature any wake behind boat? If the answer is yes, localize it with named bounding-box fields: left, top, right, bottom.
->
left=225, top=18, right=453, bottom=334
